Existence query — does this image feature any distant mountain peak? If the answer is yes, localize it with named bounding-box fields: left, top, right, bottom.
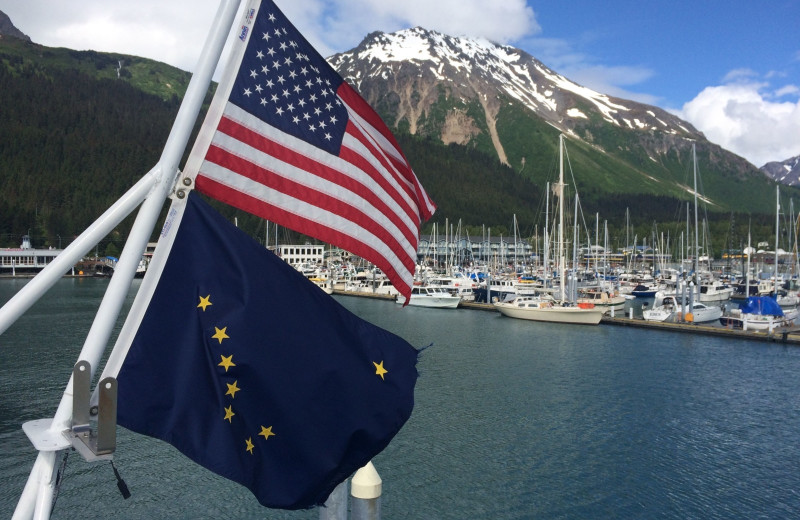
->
left=330, top=27, right=701, bottom=162
left=761, top=155, right=800, bottom=186
left=328, top=26, right=775, bottom=209
left=0, top=11, right=31, bottom=42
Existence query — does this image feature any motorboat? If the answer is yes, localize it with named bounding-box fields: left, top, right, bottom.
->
left=630, top=283, right=659, bottom=298
left=396, top=286, right=461, bottom=308
left=697, top=278, right=733, bottom=303
left=684, top=302, right=723, bottom=323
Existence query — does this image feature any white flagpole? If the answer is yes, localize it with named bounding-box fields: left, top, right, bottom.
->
left=12, top=1, right=242, bottom=518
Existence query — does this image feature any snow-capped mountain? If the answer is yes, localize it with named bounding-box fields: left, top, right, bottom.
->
left=331, top=27, right=698, bottom=152
left=329, top=27, right=771, bottom=209
left=761, top=156, right=800, bottom=186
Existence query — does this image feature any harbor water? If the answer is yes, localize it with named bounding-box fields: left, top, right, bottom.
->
left=1, top=278, right=800, bottom=519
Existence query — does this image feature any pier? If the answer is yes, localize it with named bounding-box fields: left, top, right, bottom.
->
left=332, top=289, right=800, bottom=345
left=600, top=315, right=800, bottom=345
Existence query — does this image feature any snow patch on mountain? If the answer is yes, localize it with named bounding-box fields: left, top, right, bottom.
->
left=331, top=27, right=691, bottom=138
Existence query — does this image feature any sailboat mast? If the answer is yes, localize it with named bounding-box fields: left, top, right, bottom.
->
left=558, top=134, right=566, bottom=299
left=692, top=143, right=699, bottom=275
left=544, top=182, right=550, bottom=285
left=573, top=193, right=579, bottom=273
left=513, top=214, right=518, bottom=273
left=775, top=186, right=780, bottom=296
left=746, top=225, right=751, bottom=296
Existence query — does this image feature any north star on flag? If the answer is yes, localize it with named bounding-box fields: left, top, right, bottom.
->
left=183, top=0, right=435, bottom=301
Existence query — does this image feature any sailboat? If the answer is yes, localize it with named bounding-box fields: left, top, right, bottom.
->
left=494, top=135, right=604, bottom=325
left=685, top=143, right=724, bottom=317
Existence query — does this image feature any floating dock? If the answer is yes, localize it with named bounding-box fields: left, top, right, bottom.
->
left=600, top=315, right=800, bottom=345
left=333, top=289, right=800, bottom=345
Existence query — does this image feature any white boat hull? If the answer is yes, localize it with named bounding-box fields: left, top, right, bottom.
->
left=685, top=305, right=723, bottom=323
left=397, top=294, right=461, bottom=308
left=720, top=315, right=792, bottom=330
left=698, top=288, right=733, bottom=303
left=643, top=309, right=673, bottom=322
left=397, top=286, right=462, bottom=308
left=494, top=300, right=603, bottom=325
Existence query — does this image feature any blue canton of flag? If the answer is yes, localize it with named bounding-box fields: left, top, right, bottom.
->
left=227, top=7, right=348, bottom=156
left=116, top=192, right=419, bottom=510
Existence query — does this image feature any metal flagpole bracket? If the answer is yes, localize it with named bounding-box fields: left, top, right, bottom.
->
left=175, top=171, right=194, bottom=200
left=64, top=360, right=117, bottom=462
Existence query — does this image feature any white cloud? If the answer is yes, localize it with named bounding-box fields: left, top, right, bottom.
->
left=559, top=65, right=659, bottom=105
left=1, top=0, right=539, bottom=67
left=8, top=0, right=796, bottom=168
left=332, top=0, right=537, bottom=42
left=286, top=0, right=540, bottom=59
left=518, top=36, right=660, bottom=106
left=678, top=81, right=800, bottom=167
left=775, top=85, right=800, bottom=98
left=1, top=0, right=223, bottom=71
left=722, top=68, right=758, bottom=83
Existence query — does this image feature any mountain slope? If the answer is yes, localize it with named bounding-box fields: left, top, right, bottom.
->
left=329, top=27, right=786, bottom=214
left=761, top=156, right=800, bottom=186
left=0, top=10, right=30, bottom=41
left=0, top=19, right=790, bottom=255
left=0, top=32, right=195, bottom=102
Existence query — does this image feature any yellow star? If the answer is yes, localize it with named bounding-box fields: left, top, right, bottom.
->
left=218, top=354, right=236, bottom=372
left=245, top=437, right=254, bottom=454
left=223, top=405, right=235, bottom=423
left=212, top=326, right=229, bottom=344
left=225, top=380, right=240, bottom=398
left=197, top=294, right=212, bottom=311
left=373, top=360, right=388, bottom=380
left=258, top=425, right=276, bottom=440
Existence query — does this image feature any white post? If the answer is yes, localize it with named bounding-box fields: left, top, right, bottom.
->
left=351, top=462, right=382, bottom=520
left=11, top=2, right=241, bottom=518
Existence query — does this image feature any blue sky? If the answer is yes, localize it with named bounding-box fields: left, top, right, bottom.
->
left=3, top=0, right=799, bottom=167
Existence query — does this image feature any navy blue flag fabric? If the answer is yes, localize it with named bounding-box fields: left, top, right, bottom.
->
left=116, top=192, right=419, bottom=509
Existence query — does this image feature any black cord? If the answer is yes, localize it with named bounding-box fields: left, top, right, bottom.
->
left=110, top=460, right=131, bottom=499
left=50, top=449, right=70, bottom=512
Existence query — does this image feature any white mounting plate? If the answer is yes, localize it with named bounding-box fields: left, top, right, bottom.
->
left=21, top=419, right=71, bottom=451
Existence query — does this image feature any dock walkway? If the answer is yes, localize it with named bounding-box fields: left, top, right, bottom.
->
left=333, top=289, right=800, bottom=345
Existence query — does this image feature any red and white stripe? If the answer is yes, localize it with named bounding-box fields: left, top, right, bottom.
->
left=195, top=90, right=435, bottom=300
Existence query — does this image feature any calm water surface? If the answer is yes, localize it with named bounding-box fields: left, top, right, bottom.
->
left=1, top=278, right=799, bottom=519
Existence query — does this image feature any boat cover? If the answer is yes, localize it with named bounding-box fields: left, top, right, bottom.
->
left=740, top=296, right=784, bottom=316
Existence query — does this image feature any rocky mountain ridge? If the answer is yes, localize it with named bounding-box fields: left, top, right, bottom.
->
left=761, top=156, right=800, bottom=186
left=0, top=10, right=29, bottom=41
left=328, top=27, right=790, bottom=213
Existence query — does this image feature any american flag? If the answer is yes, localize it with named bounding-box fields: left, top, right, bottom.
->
left=186, top=0, right=435, bottom=300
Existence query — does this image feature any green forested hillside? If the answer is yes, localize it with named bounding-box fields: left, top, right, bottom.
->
left=0, top=39, right=790, bottom=258
left=0, top=58, right=177, bottom=250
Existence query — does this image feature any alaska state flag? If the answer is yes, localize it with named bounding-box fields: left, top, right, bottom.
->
left=116, top=192, right=419, bottom=509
